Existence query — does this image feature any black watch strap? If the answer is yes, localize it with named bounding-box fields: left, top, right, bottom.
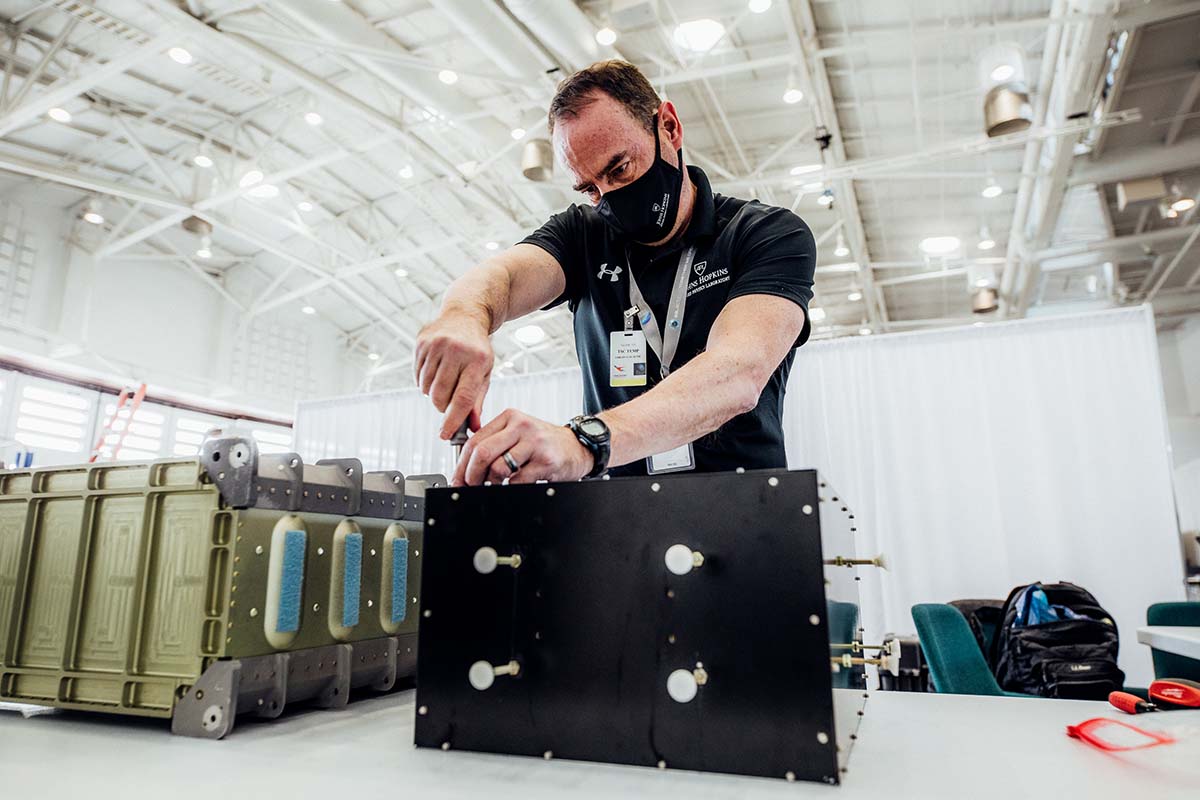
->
left=567, top=415, right=610, bottom=478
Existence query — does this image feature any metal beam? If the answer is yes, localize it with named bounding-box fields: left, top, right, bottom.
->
left=1034, top=223, right=1200, bottom=261
left=0, top=149, right=187, bottom=210
left=5, top=17, right=77, bottom=113
left=0, top=34, right=171, bottom=138
left=1069, top=137, right=1200, bottom=186
left=790, top=0, right=884, bottom=326
left=111, top=113, right=183, bottom=197
left=1145, top=224, right=1200, bottom=302
left=1164, top=73, right=1200, bottom=147
left=215, top=22, right=536, bottom=89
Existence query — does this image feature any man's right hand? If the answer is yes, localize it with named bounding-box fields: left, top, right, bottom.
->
left=414, top=309, right=494, bottom=441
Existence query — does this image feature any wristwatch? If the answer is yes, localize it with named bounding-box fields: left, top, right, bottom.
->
left=567, top=415, right=611, bottom=479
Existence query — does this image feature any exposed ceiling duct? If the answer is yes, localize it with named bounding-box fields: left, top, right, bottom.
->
left=502, top=0, right=605, bottom=72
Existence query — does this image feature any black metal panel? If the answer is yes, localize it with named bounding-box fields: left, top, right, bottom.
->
left=414, top=469, right=841, bottom=784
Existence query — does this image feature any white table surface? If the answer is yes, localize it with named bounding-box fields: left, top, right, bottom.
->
left=1137, top=626, right=1200, bottom=661
left=1, top=689, right=1198, bottom=799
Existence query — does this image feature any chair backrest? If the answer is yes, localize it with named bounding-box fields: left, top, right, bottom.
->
left=912, top=603, right=1005, bottom=696
left=827, top=600, right=862, bottom=689
left=1147, top=602, right=1200, bottom=681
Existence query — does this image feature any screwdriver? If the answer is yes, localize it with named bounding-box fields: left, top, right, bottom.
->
left=450, top=419, right=470, bottom=462
left=1108, top=691, right=1159, bottom=714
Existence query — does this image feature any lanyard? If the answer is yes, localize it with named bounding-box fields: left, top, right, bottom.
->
left=626, top=244, right=697, bottom=380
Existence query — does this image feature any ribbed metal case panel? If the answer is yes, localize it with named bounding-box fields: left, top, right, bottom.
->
left=0, top=459, right=424, bottom=720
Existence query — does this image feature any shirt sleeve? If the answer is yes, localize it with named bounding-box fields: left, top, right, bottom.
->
left=519, top=205, right=588, bottom=311
left=726, top=204, right=817, bottom=348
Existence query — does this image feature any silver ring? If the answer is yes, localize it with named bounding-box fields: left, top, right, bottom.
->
left=502, top=451, right=520, bottom=475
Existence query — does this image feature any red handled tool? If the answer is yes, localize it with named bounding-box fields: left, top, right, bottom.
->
left=1108, top=691, right=1158, bottom=714
left=1150, top=678, right=1200, bottom=709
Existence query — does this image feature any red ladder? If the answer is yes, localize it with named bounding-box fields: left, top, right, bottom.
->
left=88, top=383, right=148, bottom=462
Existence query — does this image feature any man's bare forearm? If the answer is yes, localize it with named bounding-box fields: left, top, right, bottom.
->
left=440, top=260, right=511, bottom=334
left=598, top=350, right=764, bottom=468
left=597, top=294, right=805, bottom=469
left=437, top=244, right=566, bottom=335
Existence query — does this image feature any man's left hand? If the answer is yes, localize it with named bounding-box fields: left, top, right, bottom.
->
left=452, top=409, right=594, bottom=486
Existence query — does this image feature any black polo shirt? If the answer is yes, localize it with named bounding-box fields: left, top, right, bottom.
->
left=521, top=166, right=816, bottom=477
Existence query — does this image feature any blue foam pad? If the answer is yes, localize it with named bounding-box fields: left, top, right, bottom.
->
left=342, top=533, right=362, bottom=628
left=277, top=529, right=307, bottom=633
left=392, top=539, right=408, bottom=625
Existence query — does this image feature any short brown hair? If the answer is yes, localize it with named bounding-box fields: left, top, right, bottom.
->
left=548, top=60, right=661, bottom=134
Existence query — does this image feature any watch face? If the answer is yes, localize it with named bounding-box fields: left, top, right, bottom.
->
left=580, top=419, right=607, bottom=437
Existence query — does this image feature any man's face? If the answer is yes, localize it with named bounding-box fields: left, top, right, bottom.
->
left=553, top=93, right=674, bottom=208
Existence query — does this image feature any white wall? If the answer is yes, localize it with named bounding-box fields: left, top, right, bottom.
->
left=0, top=180, right=365, bottom=416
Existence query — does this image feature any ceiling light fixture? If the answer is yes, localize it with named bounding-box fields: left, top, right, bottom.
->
left=304, top=110, right=323, bottom=126
left=834, top=232, right=849, bottom=258
left=809, top=306, right=826, bottom=322
left=513, top=324, right=545, bottom=346
left=196, top=235, right=212, bottom=260
left=749, top=0, right=773, bottom=12
left=859, top=327, right=872, bottom=336
left=246, top=183, right=279, bottom=199
left=989, top=64, right=1015, bottom=82
left=367, top=352, right=381, bottom=361
left=82, top=198, right=105, bottom=226
left=168, top=46, right=193, bottom=65
left=801, top=181, right=823, bottom=192
left=238, top=163, right=264, bottom=188
left=919, top=235, right=961, bottom=256
left=1171, top=197, right=1196, bottom=212
left=673, top=19, right=726, bottom=53
left=485, top=241, right=500, bottom=251
left=192, top=151, right=213, bottom=168
left=783, top=87, right=804, bottom=104
left=394, top=267, right=409, bottom=278
left=817, top=190, right=834, bottom=207
left=981, top=178, right=1003, bottom=199
left=47, top=107, right=71, bottom=123
left=790, top=163, right=822, bottom=176
left=511, top=127, right=526, bottom=140
left=595, top=27, right=617, bottom=46
left=297, top=200, right=314, bottom=212
left=438, top=69, right=459, bottom=85
left=398, top=164, right=414, bottom=179
left=302, top=305, right=316, bottom=315
left=977, top=224, right=996, bottom=251
left=503, top=360, right=514, bottom=369
left=847, top=290, right=863, bottom=302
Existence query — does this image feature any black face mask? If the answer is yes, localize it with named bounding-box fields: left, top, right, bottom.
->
left=596, top=115, right=684, bottom=244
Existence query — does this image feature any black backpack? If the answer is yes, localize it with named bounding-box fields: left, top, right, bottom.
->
left=990, top=582, right=1125, bottom=700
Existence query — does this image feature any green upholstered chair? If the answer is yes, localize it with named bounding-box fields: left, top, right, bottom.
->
left=827, top=600, right=863, bottom=689
left=912, top=603, right=1025, bottom=697
left=1147, top=602, right=1200, bottom=681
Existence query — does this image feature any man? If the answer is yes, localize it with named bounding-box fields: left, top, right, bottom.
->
left=415, top=60, right=815, bottom=486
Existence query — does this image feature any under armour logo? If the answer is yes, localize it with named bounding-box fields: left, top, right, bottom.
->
left=597, top=263, right=623, bottom=282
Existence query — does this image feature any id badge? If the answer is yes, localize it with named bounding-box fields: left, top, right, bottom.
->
left=647, top=442, right=695, bottom=474
left=610, top=331, right=648, bottom=387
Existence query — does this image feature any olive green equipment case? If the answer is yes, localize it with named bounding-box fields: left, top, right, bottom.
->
left=0, top=435, right=443, bottom=738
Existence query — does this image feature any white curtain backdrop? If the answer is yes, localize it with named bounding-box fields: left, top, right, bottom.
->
left=1177, top=459, right=1200, bottom=534
left=296, top=367, right=583, bottom=478
left=296, top=305, right=1181, bottom=685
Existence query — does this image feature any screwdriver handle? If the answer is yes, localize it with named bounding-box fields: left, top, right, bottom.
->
left=450, top=420, right=470, bottom=461
left=1109, top=691, right=1157, bottom=714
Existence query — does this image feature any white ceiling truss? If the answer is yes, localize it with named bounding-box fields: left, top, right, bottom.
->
left=0, top=0, right=1199, bottom=391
